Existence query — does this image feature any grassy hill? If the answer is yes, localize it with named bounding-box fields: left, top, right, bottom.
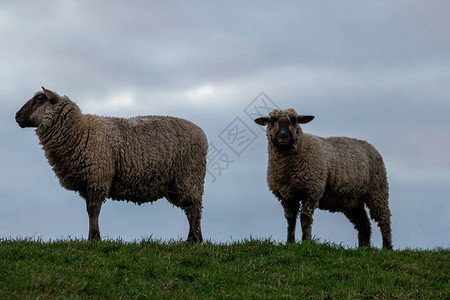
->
left=0, top=238, right=448, bottom=299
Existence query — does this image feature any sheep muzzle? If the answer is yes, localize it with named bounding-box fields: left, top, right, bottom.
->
left=16, top=91, right=50, bottom=128
left=273, top=117, right=294, bottom=149
left=15, top=103, right=35, bottom=128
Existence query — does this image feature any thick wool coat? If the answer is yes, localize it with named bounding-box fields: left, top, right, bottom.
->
left=36, top=96, right=207, bottom=209
left=263, top=108, right=392, bottom=248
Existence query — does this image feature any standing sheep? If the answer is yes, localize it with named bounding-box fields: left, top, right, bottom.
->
left=255, top=108, right=392, bottom=249
left=15, top=87, right=207, bottom=242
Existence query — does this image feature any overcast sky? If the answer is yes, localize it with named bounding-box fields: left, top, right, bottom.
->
left=1, top=1, right=449, bottom=249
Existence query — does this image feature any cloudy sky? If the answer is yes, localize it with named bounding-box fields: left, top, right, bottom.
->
left=1, top=1, right=449, bottom=249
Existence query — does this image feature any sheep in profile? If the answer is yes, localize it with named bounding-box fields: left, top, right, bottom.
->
left=255, top=108, right=392, bottom=249
left=15, top=87, right=207, bottom=242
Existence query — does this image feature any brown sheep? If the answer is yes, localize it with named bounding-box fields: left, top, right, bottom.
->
left=255, top=108, right=392, bottom=249
left=15, top=87, right=207, bottom=242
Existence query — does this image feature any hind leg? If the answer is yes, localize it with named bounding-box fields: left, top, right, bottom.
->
left=86, top=200, right=102, bottom=240
left=365, top=193, right=392, bottom=249
left=344, top=204, right=371, bottom=247
left=167, top=178, right=204, bottom=243
left=184, top=204, right=203, bottom=242
left=82, top=188, right=105, bottom=241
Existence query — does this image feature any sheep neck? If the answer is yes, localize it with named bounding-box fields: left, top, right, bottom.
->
left=268, top=132, right=311, bottom=176
left=36, top=100, right=86, bottom=171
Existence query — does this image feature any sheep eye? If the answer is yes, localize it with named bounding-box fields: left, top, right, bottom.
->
left=289, top=116, right=297, bottom=124
left=269, top=117, right=277, bottom=125
left=36, top=95, right=45, bottom=101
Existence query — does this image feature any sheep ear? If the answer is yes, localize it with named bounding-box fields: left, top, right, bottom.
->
left=254, top=117, right=270, bottom=126
left=297, top=115, right=314, bottom=124
left=42, top=87, right=59, bottom=104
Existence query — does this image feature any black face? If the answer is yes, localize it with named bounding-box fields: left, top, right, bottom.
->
left=254, top=112, right=314, bottom=150
left=272, top=116, right=297, bottom=149
left=15, top=92, right=47, bottom=128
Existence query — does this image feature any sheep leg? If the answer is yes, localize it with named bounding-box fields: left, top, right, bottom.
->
left=86, top=200, right=102, bottom=240
left=376, top=219, right=392, bottom=249
left=365, top=194, right=393, bottom=249
left=299, top=197, right=318, bottom=242
left=300, top=213, right=313, bottom=241
left=184, top=204, right=203, bottom=243
left=343, top=204, right=371, bottom=247
left=380, top=225, right=393, bottom=250
left=280, top=199, right=300, bottom=242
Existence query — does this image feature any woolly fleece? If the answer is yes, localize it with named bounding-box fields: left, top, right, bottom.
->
left=16, top=88, right=207, bottom=241
left=256, top=108, right=392, bottom=249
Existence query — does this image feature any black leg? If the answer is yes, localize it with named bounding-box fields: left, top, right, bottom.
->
left=344, top=204, right=372, bottom=247
left=280, top=199, right=300, bottom=243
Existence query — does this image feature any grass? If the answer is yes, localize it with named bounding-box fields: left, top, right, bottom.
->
left=0, top=238, right=448, bottom=299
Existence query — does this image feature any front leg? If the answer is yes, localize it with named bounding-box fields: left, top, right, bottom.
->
left=280, top=198, right=300, bottom=243
left=299, top=197, right=319, bottom=242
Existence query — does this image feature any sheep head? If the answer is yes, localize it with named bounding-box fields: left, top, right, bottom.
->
left=255, top=108, right=314, bottom=150
left=16, top=87, right=60, bottom=128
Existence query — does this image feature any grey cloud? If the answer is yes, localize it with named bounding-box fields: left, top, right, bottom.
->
left=5, top=0, right=449, bottom=94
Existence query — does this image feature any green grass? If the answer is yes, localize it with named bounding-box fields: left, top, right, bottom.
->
left=0, top=238, right=448, bottom=299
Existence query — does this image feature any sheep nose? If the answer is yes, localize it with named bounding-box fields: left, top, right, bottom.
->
left=278, top=132, right=289, bottom=139
left=15, top=111, right=22, bottom=121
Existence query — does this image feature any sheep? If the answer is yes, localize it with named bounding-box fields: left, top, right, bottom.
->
left=15, top=87, right=207, bottom=242
left=255, top=108, right=392, bottom=249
